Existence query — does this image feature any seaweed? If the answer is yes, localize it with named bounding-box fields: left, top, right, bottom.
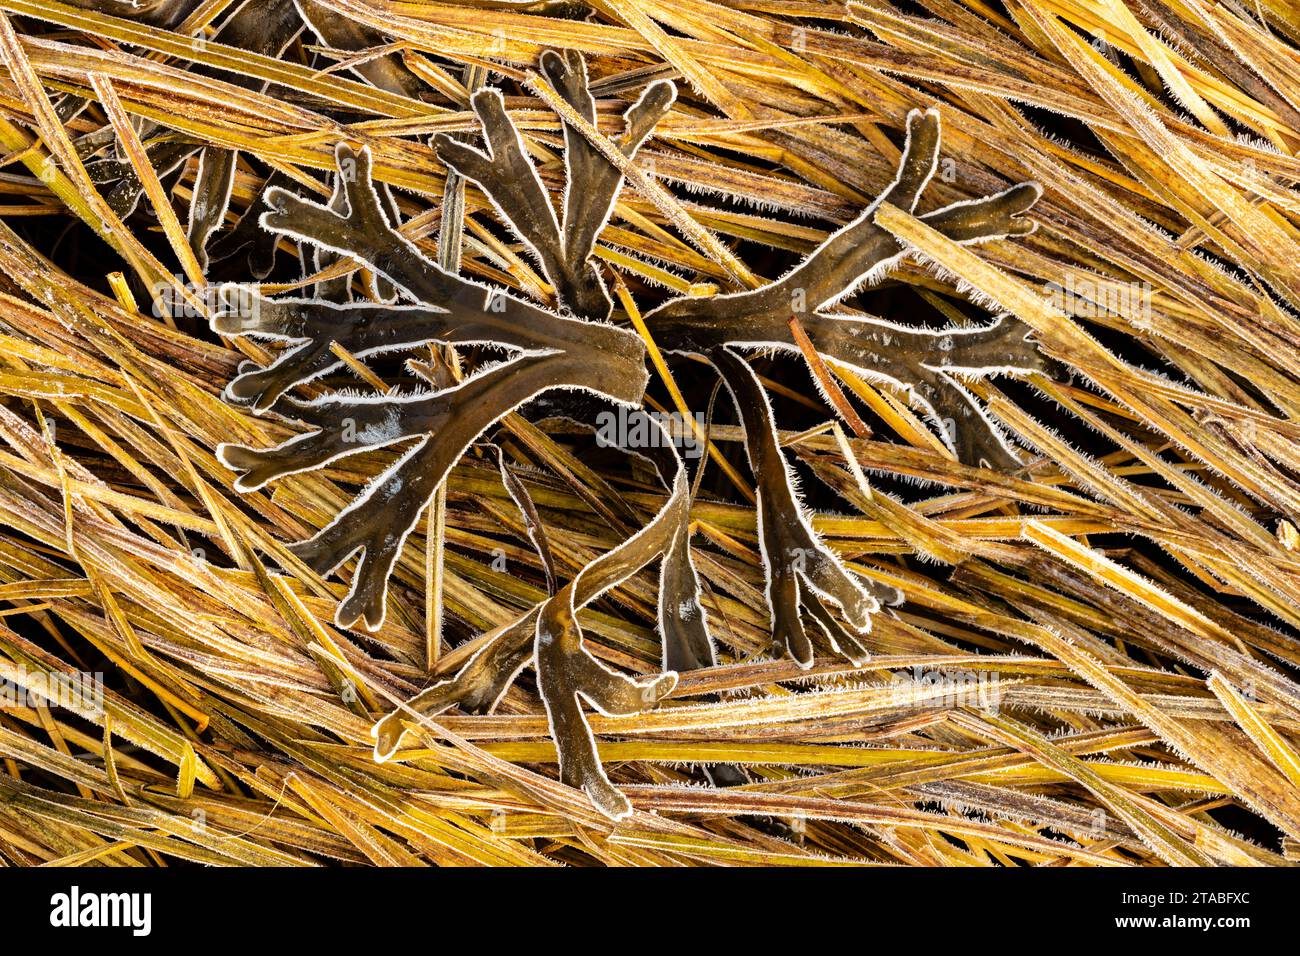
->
left=215, top=51, right=1044, bottom=817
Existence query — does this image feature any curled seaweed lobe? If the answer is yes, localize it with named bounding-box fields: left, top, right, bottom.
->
left=214, top=51, right=1045, bottom=817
